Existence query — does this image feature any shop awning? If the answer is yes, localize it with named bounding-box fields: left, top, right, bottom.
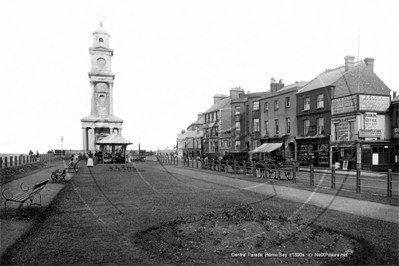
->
left=96, top=134, right=133, bottom=145
left=249, top=143, right=282, bottom=153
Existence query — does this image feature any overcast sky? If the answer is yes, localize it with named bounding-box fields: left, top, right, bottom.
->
left=0, top=0, right=398, bottom=154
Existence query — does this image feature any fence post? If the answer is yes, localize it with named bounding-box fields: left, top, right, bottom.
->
left=225, top=160, right=228, bottom=173
left=192, top=158, right=194, bottom=168
left=310, top=164, right=314, bottom=186
left=252, top=162, right=256, bottom=177
left=0, top=157, right=2, bottom=168
left=331, top=166, right=335, bottom=189
left=233, top=160, right=237, bottom=174
left=10, top=156, right=13, bottom=167
left=356, top=169, right=361, bottom=193
left=5, top=157, right=8, bottom=168
left=218, top=159, right=221, bottom=172
left=387, top=169, right=392, bottom=197
left=243, top=161, right=246, bottom=175
left=292, top=162, right=296, bottom=183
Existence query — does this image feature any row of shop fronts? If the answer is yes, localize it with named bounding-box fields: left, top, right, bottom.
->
left=179, top=133, right=398, bottom=172
left=258, top=135, right=398, bottom=172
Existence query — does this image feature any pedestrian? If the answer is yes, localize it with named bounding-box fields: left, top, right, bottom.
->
left=87, top=151, right=94, bottom=167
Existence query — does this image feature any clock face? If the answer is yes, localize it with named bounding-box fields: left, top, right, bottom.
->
left=97, top=58, right=106, bottom=67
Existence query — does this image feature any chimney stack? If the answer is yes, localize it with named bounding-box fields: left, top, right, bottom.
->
left=393, top=91, right=397, bottom=99
left=197, top=112, right=203, bottom=120
left=364, top=57, right=375, bottom=72
left=271, top=78, right=284, bottom=93
left=214, top=94, right=227, bottom=104
left=230, top=87, right=244, bottom=99
left=344, top=55, right=355, bottom=72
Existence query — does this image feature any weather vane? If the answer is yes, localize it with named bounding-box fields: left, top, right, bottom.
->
left=98, top=14, right=106, bottom=26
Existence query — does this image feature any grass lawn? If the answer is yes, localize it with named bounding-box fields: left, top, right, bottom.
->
left=1, top=162, right=398, bottom=265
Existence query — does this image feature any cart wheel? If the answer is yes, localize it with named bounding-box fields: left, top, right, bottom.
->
left=51, top=173, right=57, bottom=181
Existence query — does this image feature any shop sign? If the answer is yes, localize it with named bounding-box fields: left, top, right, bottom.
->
left=332, top=95, right=357, bottom=115
left=300, top=145, right=308, bottom=152
left=331, top=116, right=356, bottom=123
left=359, top=95, right=390, bottom=112
left=362, top=144, right=371, bottom=149
left=364, top=112, right=377, bottom=129
left=394, top=128, right=399, bottom=139
left=337, top=121, right=349, bottom=140
left=359, top=129, right=382, bottom=138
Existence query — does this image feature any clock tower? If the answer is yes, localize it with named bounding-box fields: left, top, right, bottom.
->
left=81, top=23, right=126, bottom=152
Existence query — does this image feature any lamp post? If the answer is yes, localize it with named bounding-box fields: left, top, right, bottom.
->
left=61, top=136, right=64, bottom=151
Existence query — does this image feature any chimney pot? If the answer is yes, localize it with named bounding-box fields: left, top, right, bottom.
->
left=271, top=77, right=276, bottom=83
left=393, top=91, right=397, bottom=99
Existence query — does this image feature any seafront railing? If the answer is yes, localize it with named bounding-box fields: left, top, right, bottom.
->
left=0, top=153, right=55, bottom=168
left=156, top=155, right=399, bottom=198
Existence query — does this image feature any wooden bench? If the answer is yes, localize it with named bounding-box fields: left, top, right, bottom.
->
left=50, top=168, right=69, bottom=182
left=67, top=160, right=79, bottom=173
left=2, top=180, right=49, bottom=216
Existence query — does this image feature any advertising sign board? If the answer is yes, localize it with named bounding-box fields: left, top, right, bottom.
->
left=359, top=129, right=382, bottom=138
left=332, top=95, right=357, bottom=115
left=337, top=121, right=349, bottom=140
left=364, top=112, right=377, bottom=129
left=359, top=95, right=390, bottom=112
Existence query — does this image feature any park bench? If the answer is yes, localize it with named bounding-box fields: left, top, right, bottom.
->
left=67, top=160, right=79, bottom=173
left=2, top=180, right=49, bottom=216
left=51, top=168, right=69, bottom=182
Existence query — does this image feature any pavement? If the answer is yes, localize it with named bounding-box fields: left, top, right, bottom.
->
left=0, top=160, right=75, bottom=255
left=0, top=159, right=398, bottom=257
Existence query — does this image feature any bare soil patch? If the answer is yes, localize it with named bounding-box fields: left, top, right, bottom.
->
left=137, top=204, right=364, bottom=265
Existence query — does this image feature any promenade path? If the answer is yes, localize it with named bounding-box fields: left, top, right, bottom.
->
left=162, top=164, right=399, bottom=224
left=0, top=160, right=74, bottom=255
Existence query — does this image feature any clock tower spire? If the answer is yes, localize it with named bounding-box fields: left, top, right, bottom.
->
left=81, top=23, right=126, bottom=152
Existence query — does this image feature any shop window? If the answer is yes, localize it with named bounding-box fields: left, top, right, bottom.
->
left=373, top=145, right=395, bottom=164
